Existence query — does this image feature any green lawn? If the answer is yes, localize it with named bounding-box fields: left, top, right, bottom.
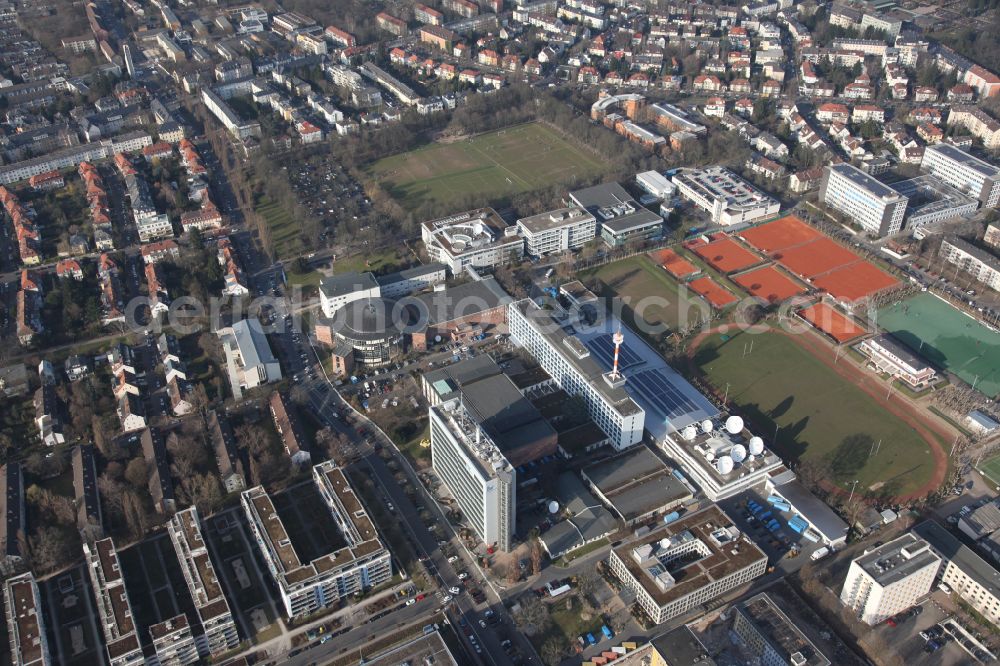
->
left=583, top=255, right=709, bottom=334
left=694, top=330, right=942, bottom=497
left=366, top=122, right=608, bottom=211
left=979, top=454, right=1000, bottom=489
left=256, top=196, right=301, bottom=258
left=877, top=293, right=1000, bottom=398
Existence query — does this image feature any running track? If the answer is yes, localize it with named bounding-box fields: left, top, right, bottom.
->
left=685, top=324, right=952, bottom=503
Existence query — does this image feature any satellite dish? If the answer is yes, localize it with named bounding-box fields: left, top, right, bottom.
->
left=659, top=538, right=671, bottom=549
left=706, top=451, right=715, bottom=462
left=682, top=425, right=697, bottom=441
left=701, top=419, right=714, bottom=433
left=725, top=416, right=744, bottom=434
left=730, top=444, right=747, bottom=463
left=434, top=335, right=442, bottom=343
left=716, top=457, right=734, bottom=474
left=749, top=436, right=764, bottom=455
left=548, top=501, right=560, bottom=514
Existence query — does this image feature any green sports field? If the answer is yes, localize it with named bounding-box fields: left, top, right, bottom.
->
left=877, top=293, right=1000, bottom=398
left=366, top=123, right=608, bottom=210
left=694, top=330, right=940, bottom=497
left=583, top=255, right=709, bottom=333
left=979, top=454, right=1000, bottom=488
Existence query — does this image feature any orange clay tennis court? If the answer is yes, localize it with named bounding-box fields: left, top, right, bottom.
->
left=740, top=215, right=822, bottom=253
left=733, top=265, right=807, bottom=303
left=688, top=237, right=761, bottom=273
left=798, top=302, right=867, bottom=343
left=812, top=262, right=898, bottom=301
left=650, top=249, right=699, bottom=279
left=774, top=238, right=860, bottom=278
left=689, top=277, right=739, bottom=309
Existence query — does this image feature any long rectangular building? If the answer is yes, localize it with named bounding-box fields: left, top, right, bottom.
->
left=167, top=507, right=239, bottom=657
left=516, top=206, right=596, bottom=256
left=4, top=573, right=50, bottom=666
left=84, top=538, right=144, bottom=666
left=1, top=463, right=24, bottom=575
left=672, top=167, right=780, bottom=227
left=242, top=463, right=392, bottom=618
left=921, top=143, right=1000, bottom=207
left=508, top=299, right=645, bottom=450
left=914, top=520, right=1000, bottom=627
left=608, top=505, right=767, bottom=624
left=819, top=163, right=908, bottom=236
left=939, top=236, right=1000, bottom=290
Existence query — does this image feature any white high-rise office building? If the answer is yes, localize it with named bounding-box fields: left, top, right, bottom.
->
left=840, top=534, right=940, bottom=625
left=819, top=163, right=908, bottom=236
left=921, top=143, right=1000, bottom=207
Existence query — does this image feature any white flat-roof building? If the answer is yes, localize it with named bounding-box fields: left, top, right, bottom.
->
left=319, top=264, right=446, bottom=317
left=921, top=143, right=1000, bottom=207
left=421, top=208, right=523, bottom=274
left=608, top=505, right=767, bottom=624
left=508, top=299, right=645, bottom=450
left=84, top=538, right=144, bottom=666
left=149, top=615, right=199, bottom=665
left=516, top=206, right=596, bottom=256
left=857, top=335, right=937, bottom=390
left=915, top=520, right=1000, bottom=628
left=819, top=163, right=908, bottom=236
left=840, top=534, right=940, bottom=625
left=636, top=171, right=676, bottom=200
left=242, top=463, right=392, bottom=619
left=430, top=397, right=517, bottom=551
left=217, top=318, right=281, bottom=399
left=166, top=507, right=239, bottom=658
left=569, top=182, right=664, bottom=247
left=660, top=414, right=787, bottom=501
left=4, top=573, right=50, bottom=666
left=672, top=167, right=780, bottom=227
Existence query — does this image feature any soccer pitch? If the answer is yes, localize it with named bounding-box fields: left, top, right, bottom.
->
left=693, top=330, right=942, bottom=498
left=979, top=454, right=1000, bottom=489
left=366, top=123, right=608, bottom=210
left=877, top=293, right=1000, bottom=398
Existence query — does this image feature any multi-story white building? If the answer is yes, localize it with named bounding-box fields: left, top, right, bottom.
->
left=819, top=163, right=908, bottom=236
left=201, top=88, right=261, bottom=140
left=948, top=106, right=1000, bottom=150
left=856, top=335, right=937, bottom=390
left=659, top=415, right=787, bottom=501
left=216, top=318, right=282, bottom=399
left=608, top=505, right=767, bottom=625
left=242, top=462, right=392, bottom=619
left=319, top=264, right=446, bottom=317
left=915, top=520, right=1000, bottom=627
left=508, top=299, right=645, bottom=450
left=939, top=236, right=1000, bottom=291
left=516, top=206, right=596, bottom=256
left=4, top=573, right=50, bottom=666
left=167, top=507, right=239, bottom=658
left=84, top=538, right=145, bottom=666
left=840, top=534, right=941, bottom=625
left=672, top=167, right=780, bottom=227
left=149, top=615, right=199, bottom=665
left=421, top=208, right=524, bottom=274
left=921, top=144, right=1000, bottom=207
left=429, top=396, right=517, bottom=551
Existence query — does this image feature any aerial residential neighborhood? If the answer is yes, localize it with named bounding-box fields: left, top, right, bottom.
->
left=6, top=0, right=1000, bottom=664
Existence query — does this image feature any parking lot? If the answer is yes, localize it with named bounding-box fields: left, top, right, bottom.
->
left=201, top=507, right=284, bottom=640
left=118, top=531, right=199, bottom=650
left=38, top=563, right=106, bottom=666
left=717, top=487, right=824, bottom=574
left=870, top=598, right=992, bottom=666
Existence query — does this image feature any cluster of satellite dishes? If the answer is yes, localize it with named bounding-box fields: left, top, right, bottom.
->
left=680, top=415, right=766, bottom=476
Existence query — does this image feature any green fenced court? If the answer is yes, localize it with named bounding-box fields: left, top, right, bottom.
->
left=979, top=454, right=1000, bottom=489
left=366, top=122, right=609, bottom=210
left=877, top=293, right=1000, bottom=398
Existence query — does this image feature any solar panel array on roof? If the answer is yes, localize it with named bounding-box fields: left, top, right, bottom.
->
left=629, top=369, right=703, bottom=422
left=586, top=334, right=644, bottom=371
